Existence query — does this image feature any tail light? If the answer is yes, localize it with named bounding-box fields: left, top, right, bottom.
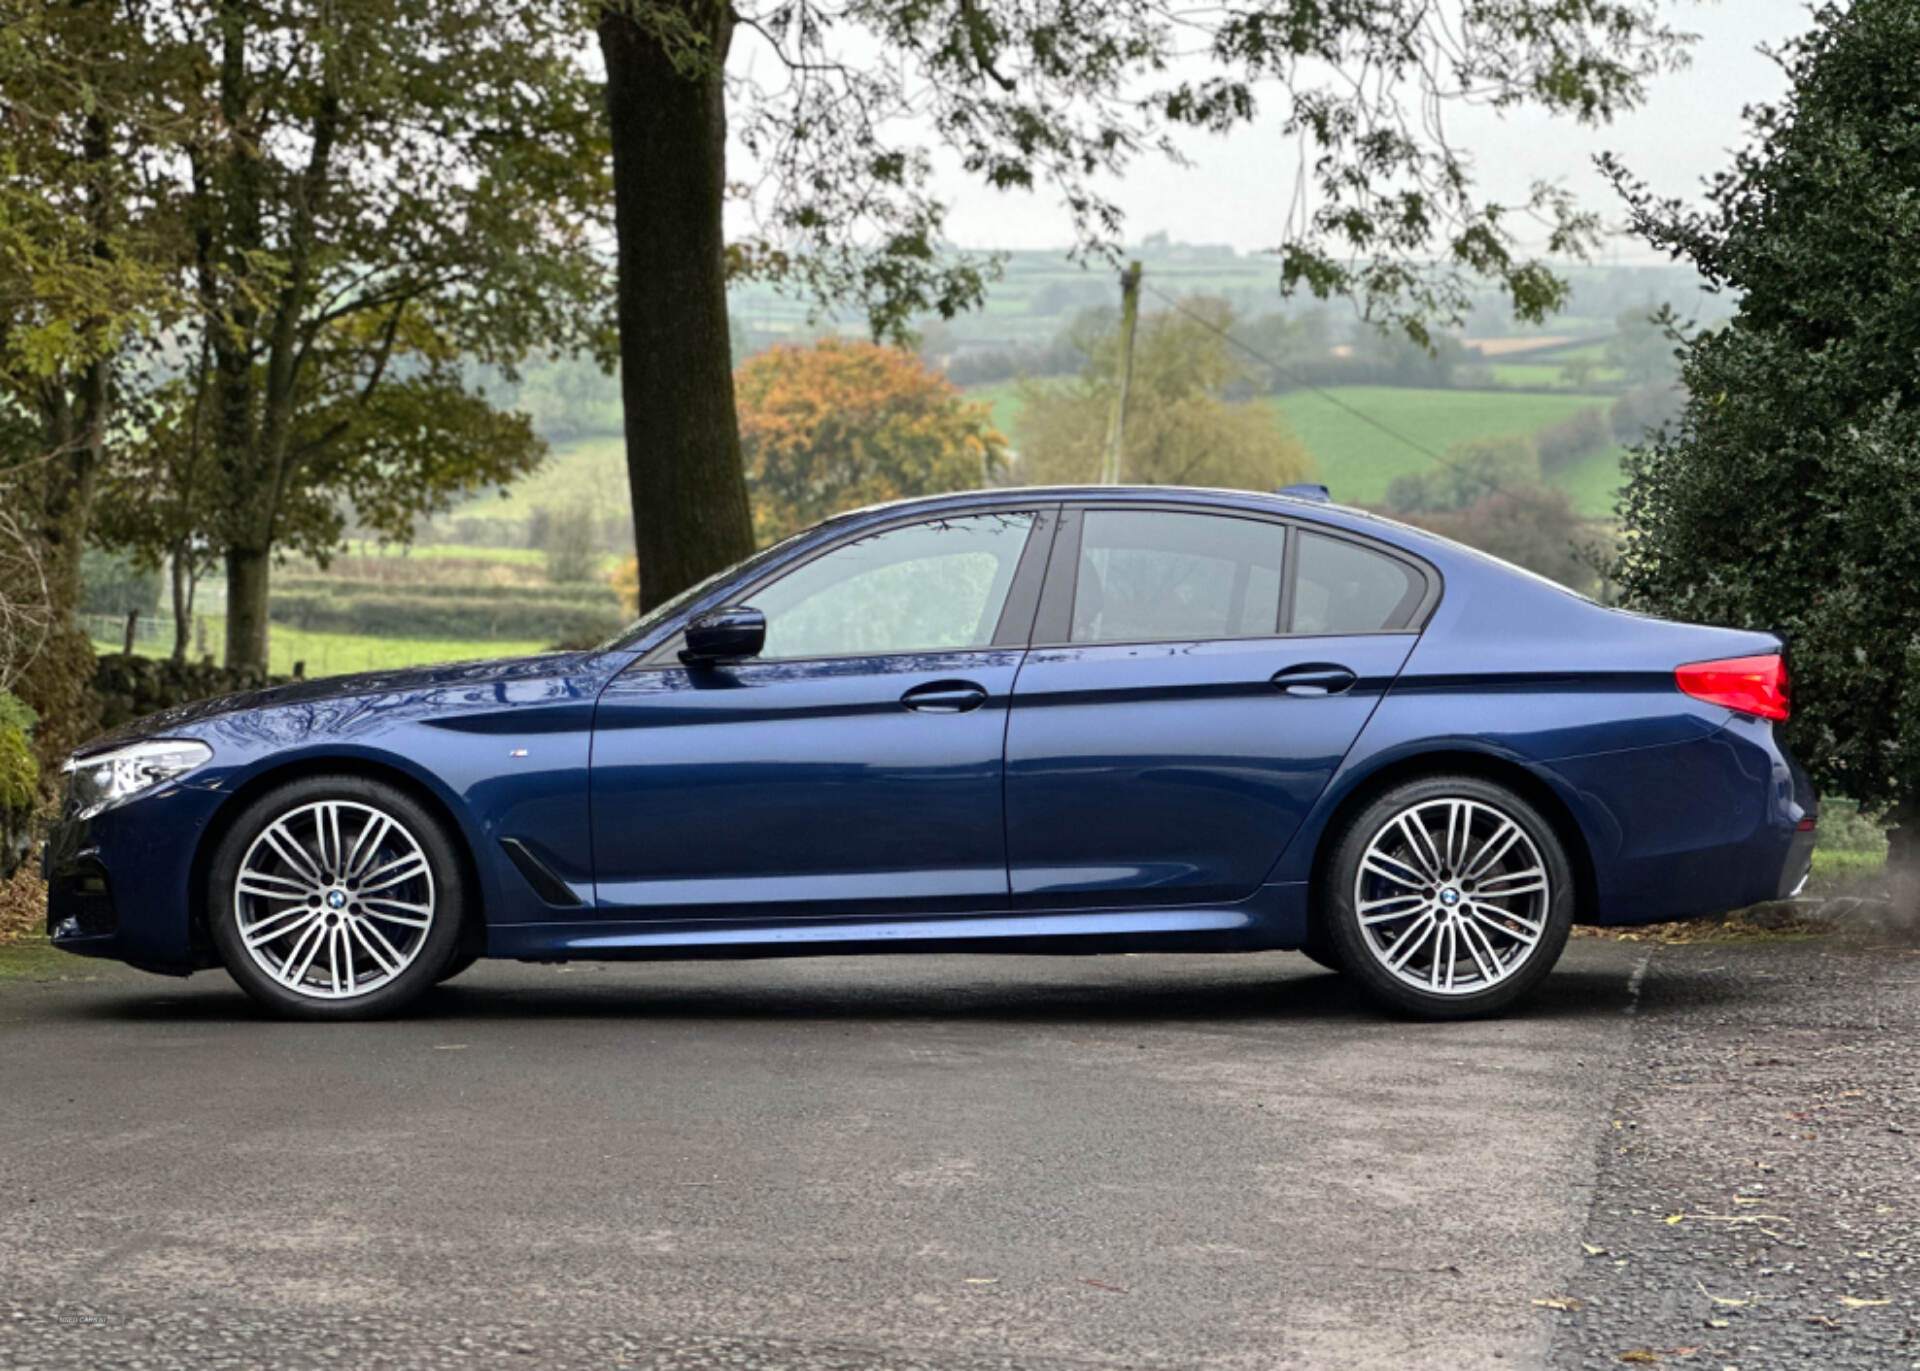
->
left=1675, top=653, right=1790, bottom=721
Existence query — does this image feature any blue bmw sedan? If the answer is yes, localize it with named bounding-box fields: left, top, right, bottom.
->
left=44, top=486, right=1815, bottom=1019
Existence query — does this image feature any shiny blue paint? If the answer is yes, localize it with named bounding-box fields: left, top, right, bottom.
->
left=590, top=649, right=1022, bottom=918
left=43, top=484, right=1816, bottom=979
left=1004, top=634, right=1414, bottom=907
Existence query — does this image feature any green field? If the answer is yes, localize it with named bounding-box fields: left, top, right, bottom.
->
left=1549, top=443, right=1629, bottom=519
left=97, top=621, right=553, bottom=679
left=1266, top=387, right=1608, bottom=507
left=1486, top=362, right=1627, bottom=390
left=455, top=435, right=631, bottom=526
left=971, top=380, right=1625, bottom=515
left=332, top=541, right=551, bottom=567
left=968, top=380, right=1028, bottom=440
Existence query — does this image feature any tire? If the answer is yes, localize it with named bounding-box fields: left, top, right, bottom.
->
left=207, top=775, right=467, bottom=1020
left=435, top=951, right=482, bottom=984
left=1321, top=774, right=1574, bottom=1019
left=1298, top=923, right=1345, bottom=974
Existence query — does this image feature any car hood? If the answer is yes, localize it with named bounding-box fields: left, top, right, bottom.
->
left=79, top=651, right=609, bottom=756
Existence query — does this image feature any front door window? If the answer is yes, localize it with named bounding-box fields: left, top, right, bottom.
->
left=754, top=513, right=1036, bottom=660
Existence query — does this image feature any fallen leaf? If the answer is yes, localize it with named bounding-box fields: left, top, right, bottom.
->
left=1804, top=1315, right=1842, bottom=1330
left=1838, top=1296, right=1890, bottom=1309
left=1079, top=1278, right=1126, bottom=1293
left=1533, top=1295, right=1586, bottom=1312
left=1617, top=1352, right=1659, bottom=1364
left=1731, top=1196, right=1764, bottom=1206
left=1706, top=1319, right=1729, bottom=1329
left=433, top=1044, right=468, bottom=1051
left=1582, top=1243, right=1609, bottom=1256
left=1695, top=1280, right=1752, bottom=1308
left=964, top=1278, right=999, bottom=1285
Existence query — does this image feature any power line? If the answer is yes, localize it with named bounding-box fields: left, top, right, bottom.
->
left=1137, top=279, right=1528, bottom=505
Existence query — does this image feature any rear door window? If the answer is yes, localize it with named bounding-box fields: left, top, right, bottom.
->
left=1288, top=532, right=1423, bottom=635
left=1070, top=510, right=1287, bottom=644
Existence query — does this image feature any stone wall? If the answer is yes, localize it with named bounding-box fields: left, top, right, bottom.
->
left=92, top=654, right=288, bottom=734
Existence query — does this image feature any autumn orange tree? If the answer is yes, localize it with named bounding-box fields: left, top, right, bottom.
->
left=737, top=339, right=1007, bottom=543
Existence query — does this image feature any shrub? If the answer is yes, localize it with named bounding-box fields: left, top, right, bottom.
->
left=1381, top=435, right=1539, bottom=515
left=1609, top=382, right=1686, bottom=443
left=539, top=505, right=602, bottom=584
left=1534, top=406, right=1612, bottom=474
left=0, top=688, right=42, bottom=880
left=92, top=655, right=284, bottom=733
left=80, top=548, right=163, bottom=617
left=275, top=575, right=618, bottom=607
left=1401, top=483, right=1608, bottom=593
left=270, top=591, right=625, bottom=642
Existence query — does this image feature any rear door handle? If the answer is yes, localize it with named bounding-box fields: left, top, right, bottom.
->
left=1271, top=663, right=1358, bottom=697
left=900, top=680, right=990, bottom=714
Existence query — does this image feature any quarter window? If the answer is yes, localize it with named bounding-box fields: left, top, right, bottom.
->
left=753, top=513, right=1036, bottom=660
left=1290, top=532, right=1421, bottom=634
left=1071, top=511, right=1287, bottom=644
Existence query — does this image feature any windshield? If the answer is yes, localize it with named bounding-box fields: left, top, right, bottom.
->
left=598, top=525, right=820, bottom=651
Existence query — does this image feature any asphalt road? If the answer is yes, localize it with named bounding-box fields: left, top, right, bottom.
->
left=5, top=934, right=1909, bottom=1370
left=0, top=942, right=1652, bottom=1371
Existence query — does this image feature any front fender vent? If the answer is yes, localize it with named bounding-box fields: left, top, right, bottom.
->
left=498, top=837, right=585, bottom=907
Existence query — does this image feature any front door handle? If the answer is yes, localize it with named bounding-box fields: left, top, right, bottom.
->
left=900, top=680, right=990, bottom=714
left=1271, top=663, right=1358, bottom=697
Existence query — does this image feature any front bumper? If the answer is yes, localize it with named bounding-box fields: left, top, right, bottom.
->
left=41, top=782, right=226, bottom=974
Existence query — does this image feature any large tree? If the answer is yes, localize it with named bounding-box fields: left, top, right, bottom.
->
left=1605, top=0, right=1920, bottom=871
left=3, top=0, right=614, bottom=678
left=738, top=338, right=1007, bottom=542
left=175, top=0, right=613, bottom=670
left=597, top=0, right=1691, bottom=612
left=0, top=0, right=179, bottom=755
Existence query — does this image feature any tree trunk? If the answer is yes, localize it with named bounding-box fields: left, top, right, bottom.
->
left=169, top=550, right=191, bottom=661
left=1885, top=801, right=1920, bottom=920
left=224, top=546, right=270, bottom=674
left=597, top=0, right=756, bottom=612
left=207, top=0, right=273, bottom=672
left=15, top=362, right=109, bottom=768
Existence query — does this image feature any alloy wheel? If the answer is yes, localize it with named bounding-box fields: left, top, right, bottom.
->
left=232, top=799, right=437, bottom=1000
left=1351, top=797, right=1550, bottom=997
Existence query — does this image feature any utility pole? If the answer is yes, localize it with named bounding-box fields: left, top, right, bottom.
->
left=1100, top=261, right=1143, bottom=485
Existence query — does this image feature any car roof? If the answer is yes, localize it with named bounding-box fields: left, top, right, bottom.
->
left=823, top=483, right=1425, bottom=551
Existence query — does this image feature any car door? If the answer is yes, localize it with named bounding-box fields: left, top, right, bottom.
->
left=1003, top=505, right=1431, bottom=910
left=590, top=508, right=1055, bottom=921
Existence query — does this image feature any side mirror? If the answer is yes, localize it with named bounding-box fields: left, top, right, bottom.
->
left=680, top=606, right=766, bottom=664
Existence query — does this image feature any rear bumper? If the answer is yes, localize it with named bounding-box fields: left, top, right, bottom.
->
left=1551, top=714, right=1816, bottom=926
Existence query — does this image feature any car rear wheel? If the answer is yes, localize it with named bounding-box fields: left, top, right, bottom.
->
left=1322, top=775, right=1573, bottom=1019
left=435, top=951, right=482, bottom=984
left=207, top=776, right=465, bottom=1020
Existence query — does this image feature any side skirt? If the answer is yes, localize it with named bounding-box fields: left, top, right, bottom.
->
left=489, top=883, right=1311, bottom=962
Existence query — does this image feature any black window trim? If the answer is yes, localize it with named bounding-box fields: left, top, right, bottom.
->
left=1030, top=500, right=1440, bottom=650
left=630, top=503, right=1062, bottom=671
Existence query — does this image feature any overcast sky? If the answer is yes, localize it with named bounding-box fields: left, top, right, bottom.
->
left=925, top=0, right=1820, bottom=260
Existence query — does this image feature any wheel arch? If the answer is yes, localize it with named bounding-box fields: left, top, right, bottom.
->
left=1305, top=748, right=1598, bottom=929
left=188, top=754, right=490, bottom=962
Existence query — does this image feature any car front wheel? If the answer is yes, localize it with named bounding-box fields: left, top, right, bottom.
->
left=1322, top=775, right=1574, bottom=1019
left=208, top=776, right=466, bottom=1020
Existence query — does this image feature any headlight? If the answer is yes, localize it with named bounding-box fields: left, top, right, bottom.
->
left=62, top=739, right=213, bottom=820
